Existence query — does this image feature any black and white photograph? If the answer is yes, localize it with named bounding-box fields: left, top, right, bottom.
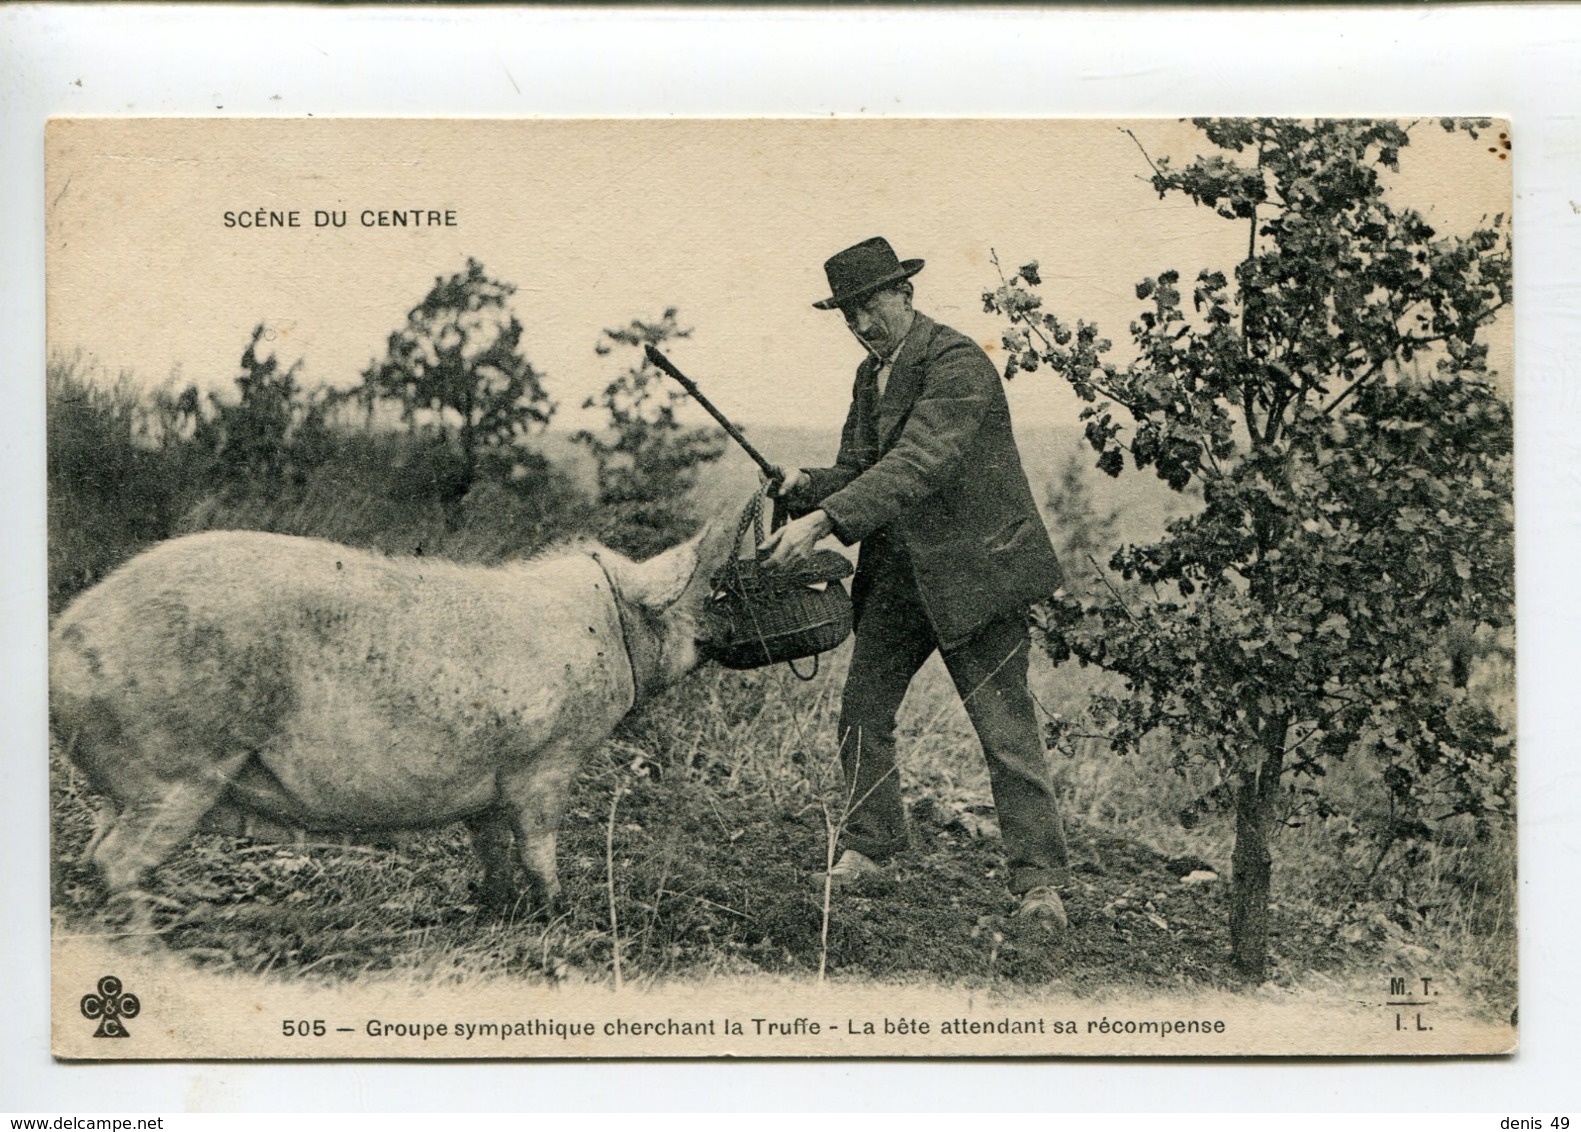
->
left=42, top=115, right=1515, bottom=1059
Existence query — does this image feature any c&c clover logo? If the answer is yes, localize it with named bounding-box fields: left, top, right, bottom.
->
left=81, top=975, right=140, bottom=1038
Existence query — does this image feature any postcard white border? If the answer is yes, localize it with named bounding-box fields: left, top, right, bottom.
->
left=4, top=2, right=1579, bottom=1112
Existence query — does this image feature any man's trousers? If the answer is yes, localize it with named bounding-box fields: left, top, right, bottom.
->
left=835, top=551, right=1069, bottom=895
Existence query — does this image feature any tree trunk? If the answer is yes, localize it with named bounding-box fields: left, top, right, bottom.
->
left=443, top=385, right=476, bottom=535
left=1228, top=729, right=1287, bottom=980
left=460, top=387, right=478, bottom=501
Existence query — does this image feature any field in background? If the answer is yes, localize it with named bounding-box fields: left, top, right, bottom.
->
left=46, top=358, right=1515, bottom=1011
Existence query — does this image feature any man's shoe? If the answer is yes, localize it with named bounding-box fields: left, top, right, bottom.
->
left=1015, top=885, right=1069, bottom=930
left=828, top=849, right=883, bottom=886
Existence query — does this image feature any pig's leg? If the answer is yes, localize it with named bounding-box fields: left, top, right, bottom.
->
left=498, top=747, right=581, bottom=916
left=464, top=806, right=521, bottom=916
left=90, top=750, right=250, bottom=940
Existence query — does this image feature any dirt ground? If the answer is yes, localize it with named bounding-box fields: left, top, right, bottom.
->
left=49, top=737, right=1360, bottom=995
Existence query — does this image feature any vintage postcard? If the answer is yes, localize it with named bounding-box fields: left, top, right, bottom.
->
left=46, top=118, right=1515, bottom=1059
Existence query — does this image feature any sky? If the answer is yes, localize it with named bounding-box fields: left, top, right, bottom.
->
left=47, top=118, right=1512, bottom=435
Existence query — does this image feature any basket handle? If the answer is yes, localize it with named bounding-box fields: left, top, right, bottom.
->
left=730, top=491, right=764, bottom=561
left=734, top=484, right=789, bottom=563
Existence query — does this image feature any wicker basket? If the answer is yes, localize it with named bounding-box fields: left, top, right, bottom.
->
left=704, top=494, right=854, bottom=671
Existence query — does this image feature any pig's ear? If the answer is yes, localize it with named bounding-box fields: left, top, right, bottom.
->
left=681, top=517, right=739, bottom=602
left=629, top=511, right=740, bottom=611
left=629, top=529, right=706, bottom=611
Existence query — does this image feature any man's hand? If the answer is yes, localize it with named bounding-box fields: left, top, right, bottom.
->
left=774, top=468, right=811, bottom=499
left=759, top=509, right=834, bottom=570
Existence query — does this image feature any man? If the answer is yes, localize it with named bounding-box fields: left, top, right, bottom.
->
left=760, top=236, right=1070, bottom=926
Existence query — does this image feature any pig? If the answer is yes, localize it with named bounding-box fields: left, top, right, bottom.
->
left=50, top=520, right=736, bottom=931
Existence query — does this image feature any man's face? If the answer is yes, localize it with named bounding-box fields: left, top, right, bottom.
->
left=841, top=285, right=913, bottom=357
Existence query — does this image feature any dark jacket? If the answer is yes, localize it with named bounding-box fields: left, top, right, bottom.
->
left=788, top=312, right=1063, bottom=650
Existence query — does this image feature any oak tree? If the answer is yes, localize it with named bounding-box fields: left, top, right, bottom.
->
left=360, top=259, right=554, bottom=526
left=988, top=119, right=1513, bottom=979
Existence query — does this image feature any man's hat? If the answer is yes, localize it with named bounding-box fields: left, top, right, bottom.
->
left=813, top=237, right=925, bottom=310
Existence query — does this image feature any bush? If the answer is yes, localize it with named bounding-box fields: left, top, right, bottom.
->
left=49, top=353, right=592, bottom=619
left=46, top=355, right=204, bottom=611
left=574, top=310, right=726, bottom=559
left=177, top=426, right=589, bottom=564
